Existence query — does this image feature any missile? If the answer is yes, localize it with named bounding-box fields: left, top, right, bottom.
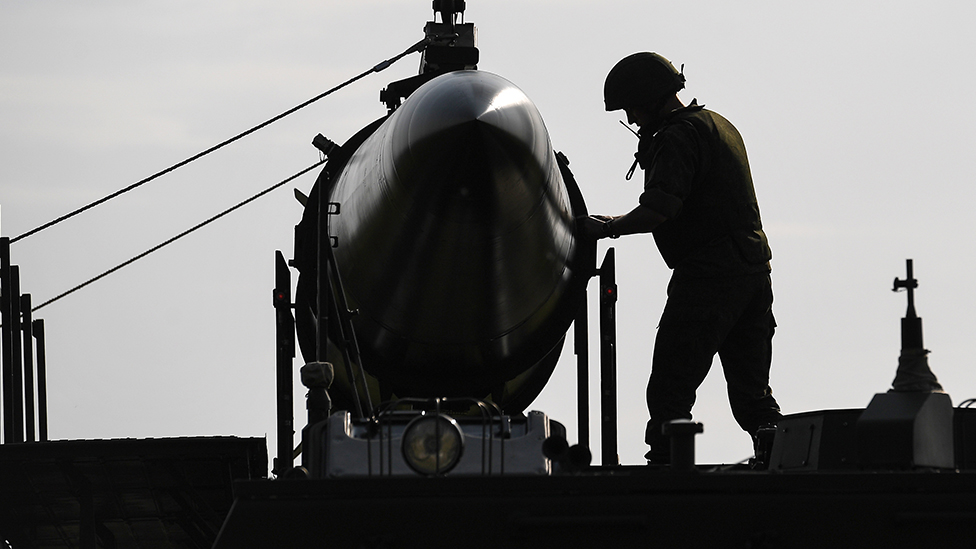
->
left=294, top=70, right=593, bottom=413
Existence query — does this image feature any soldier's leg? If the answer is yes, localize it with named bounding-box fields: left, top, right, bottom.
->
left=718, top=274, right=782, bottom=435
left=645, top=277, right=728, bottom=462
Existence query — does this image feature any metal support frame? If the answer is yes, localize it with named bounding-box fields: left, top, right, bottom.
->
left=574, top=294, right=589, bottom=450
left=1, top=237, right=13, bottom=442
left=273, top=250, right=295, bottom=475
left=8, top=266, right=23, bottom=442
left=21, top=294, right=35, bottom=442
left=598, top=249, right=618, bottom=466
left=274, top=194, right=375, bottom=474
left=317, top=202, right=373, bottom=420
left=321, top=232, right=372, bottom=419
left=1, top=237, right=49, bottom=444
left=34, top=318, right=48, bottom=441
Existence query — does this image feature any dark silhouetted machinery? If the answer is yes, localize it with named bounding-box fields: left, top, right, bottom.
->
left=294, top=69, right=591, bottom=416
left=4, top=2, right=976, bottom=548
left=216, top=6, right=976, bottom=548
left=218, top=6, right=976, bottom=547
left=279, top=1, right=596, bottom=480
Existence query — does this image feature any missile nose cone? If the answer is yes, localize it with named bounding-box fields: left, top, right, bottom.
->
left=395, top=70, right=549, bottom=160
left=388, top=71, right=554, bottom=225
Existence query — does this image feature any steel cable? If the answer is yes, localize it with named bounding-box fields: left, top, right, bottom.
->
left=31, top=159, right=326, bottom=313
left=10, top=37, right=428, bottom=245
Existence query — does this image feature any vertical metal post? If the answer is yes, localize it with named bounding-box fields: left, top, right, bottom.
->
left=273, top=250, right=296, bottom=475
left=33, top=319, right=48, bottom=442
left=574, top=295, right=589, bottom=450
left=1, top=237, right=13, bottom=443
left=598, top=249, right=618, bottom=466
left=9, top=266, right=23, bottom=443
left=21, top=294, right=35, bottom=442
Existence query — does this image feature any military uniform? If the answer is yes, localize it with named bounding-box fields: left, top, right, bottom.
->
left=637, top=101, right=782, bottom=462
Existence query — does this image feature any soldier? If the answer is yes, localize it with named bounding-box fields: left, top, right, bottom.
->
left=580, top=53, right=782, bottom=464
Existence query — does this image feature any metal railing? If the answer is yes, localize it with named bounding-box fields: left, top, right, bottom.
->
left=1, top=236, right=49, bottom=444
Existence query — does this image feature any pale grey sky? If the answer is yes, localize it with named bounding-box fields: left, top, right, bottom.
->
left=2, top=0, right=975, bottom=465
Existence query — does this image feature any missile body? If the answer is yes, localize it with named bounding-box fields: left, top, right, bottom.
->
left=294, top=70, right=592, bottom=413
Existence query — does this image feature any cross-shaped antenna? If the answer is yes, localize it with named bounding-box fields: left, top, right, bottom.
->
left=893, top=259, right=923, bottom=349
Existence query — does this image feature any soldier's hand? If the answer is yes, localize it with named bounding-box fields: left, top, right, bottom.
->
left=577, top=215, right=610, bottom=240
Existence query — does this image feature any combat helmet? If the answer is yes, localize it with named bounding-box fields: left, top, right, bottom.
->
left=604, top=52, right=685, bottom=112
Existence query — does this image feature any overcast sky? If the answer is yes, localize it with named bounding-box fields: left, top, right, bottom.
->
left=2, top=0, right=975, bottom=466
